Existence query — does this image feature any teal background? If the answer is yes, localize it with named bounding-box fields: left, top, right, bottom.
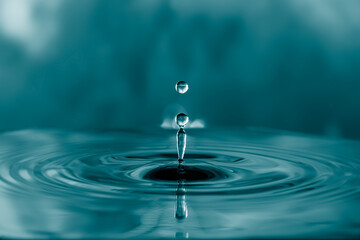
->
left=0, top=0, right=359, bottom=139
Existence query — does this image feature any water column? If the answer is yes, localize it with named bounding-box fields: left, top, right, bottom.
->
left=175, top=81, right=189, bottom=175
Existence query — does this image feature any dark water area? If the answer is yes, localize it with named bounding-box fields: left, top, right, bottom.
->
left=0, top=128, right=359, bottom=239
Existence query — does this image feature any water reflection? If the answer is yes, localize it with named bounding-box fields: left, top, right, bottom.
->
left=175, top=180, right=188, bottom=221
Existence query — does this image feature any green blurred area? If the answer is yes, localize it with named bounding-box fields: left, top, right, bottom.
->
left=0, top=0, right=359, bottom=139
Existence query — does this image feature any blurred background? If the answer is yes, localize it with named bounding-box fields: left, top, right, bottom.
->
left=0, top=0, right=359, bottom=139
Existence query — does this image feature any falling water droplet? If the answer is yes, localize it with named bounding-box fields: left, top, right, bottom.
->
left=175, top=81, right=189, bottom=94
left=175, top=113, right=189, bottom=128
left=177, top=128, right=186, bottom=161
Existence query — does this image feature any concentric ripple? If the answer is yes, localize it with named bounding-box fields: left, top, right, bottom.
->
left=0, top=129, right=359, bottom=239
left=1, top=144, right=357, bottom=199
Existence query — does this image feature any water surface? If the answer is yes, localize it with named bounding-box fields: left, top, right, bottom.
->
left=0, top=128, right=359, bottom=239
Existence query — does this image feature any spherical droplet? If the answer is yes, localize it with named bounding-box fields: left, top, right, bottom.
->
left=175, top=81, right=189, bottom=94
left=175, top=113, right=189, bottom=128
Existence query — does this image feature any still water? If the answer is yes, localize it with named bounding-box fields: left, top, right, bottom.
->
left=0, top=128, right=359, bottom=239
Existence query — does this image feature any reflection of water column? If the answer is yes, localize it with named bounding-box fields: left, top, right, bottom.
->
left=175, top=179, right=188, bottom=220
left=175, top=231, right=189, bottom=239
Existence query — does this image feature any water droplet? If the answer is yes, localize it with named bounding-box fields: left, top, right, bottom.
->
left=175, top=113, right=189, bottom=128
left=175, top=81, right=189, bottom=94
